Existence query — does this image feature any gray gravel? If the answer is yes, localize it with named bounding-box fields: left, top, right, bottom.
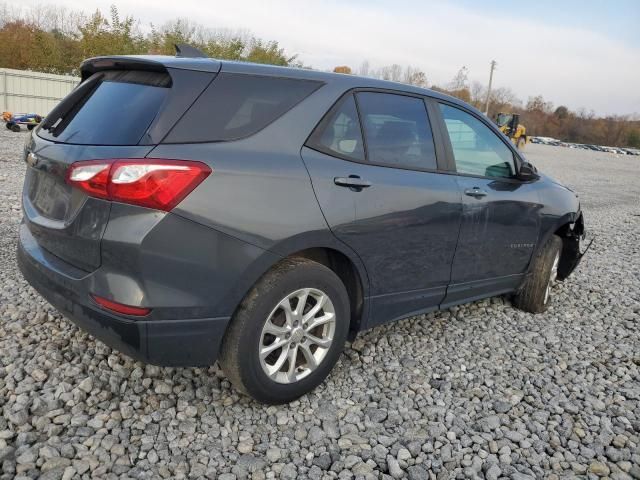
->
left=1, top=127, right=639, bottom=480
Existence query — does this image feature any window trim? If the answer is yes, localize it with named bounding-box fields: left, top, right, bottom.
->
left=433, top=99, right=527, bottom=183
left=305, top=87, right=450, bottom=174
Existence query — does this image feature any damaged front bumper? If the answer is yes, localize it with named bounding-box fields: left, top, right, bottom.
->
left=558, top=212, right=593, bottom=280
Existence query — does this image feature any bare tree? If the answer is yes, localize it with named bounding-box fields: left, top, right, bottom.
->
left=358, top=60, right=370, bottom=77
left=526, top=95, right=553, bottom=114
left=403, top=66, right=428, bottom=88
left=470, top=81, right=485, bottom=107
left=449, top=66, right=469, bottom=91
left=379, top=64, right=403, bottom=82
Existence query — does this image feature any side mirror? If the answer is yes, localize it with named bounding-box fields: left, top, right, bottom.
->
left=518, top=161, right=539, bottom=181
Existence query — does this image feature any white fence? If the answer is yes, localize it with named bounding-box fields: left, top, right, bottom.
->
left=1, top=68, right=79, bottom=116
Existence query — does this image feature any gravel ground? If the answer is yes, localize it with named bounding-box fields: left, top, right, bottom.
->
left=0, top=128, right=638, bottom=480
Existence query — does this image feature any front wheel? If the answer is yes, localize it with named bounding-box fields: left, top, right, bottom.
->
left=513, top=235, right=562, bottom=313
left=219, top=258, right=350, bottom=404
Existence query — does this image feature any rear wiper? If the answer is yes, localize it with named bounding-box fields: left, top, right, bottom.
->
left=41, top=74, right=103, bottom=134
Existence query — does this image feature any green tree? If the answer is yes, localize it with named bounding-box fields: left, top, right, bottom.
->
left=244, top=39, right=295, bottom=66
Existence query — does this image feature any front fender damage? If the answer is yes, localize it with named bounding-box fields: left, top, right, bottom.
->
left=557, top=212, right=593, bottom=280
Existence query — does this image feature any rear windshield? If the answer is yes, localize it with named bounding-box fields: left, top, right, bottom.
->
left=38, top=70, right=171, bottom=145
left=163, top=73, right=323, bottom=143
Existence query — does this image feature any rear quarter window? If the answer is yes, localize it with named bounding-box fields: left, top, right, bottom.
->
left=306, top=94, right=365, bottom=162
left=163, top=73, right=323, bottom=143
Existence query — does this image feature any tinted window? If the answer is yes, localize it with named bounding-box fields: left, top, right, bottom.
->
left=306, top=94, right=365, bottom=161
left=165, top=73, right=322, bottom=143
left=38, top=70, right=170, bottom=145
left=356, top=92, right=437, bottom=170
left=439, top=104, right=516, bottom=178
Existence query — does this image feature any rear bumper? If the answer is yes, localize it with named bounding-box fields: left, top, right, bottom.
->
left=18, top=223, right=230, bottom=367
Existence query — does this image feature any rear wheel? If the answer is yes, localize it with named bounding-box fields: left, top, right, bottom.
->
left=219, top=257, right=350, bottom=404
left=10, top=123, right=20, bottom=132
left=513, top=235, right=562, bottom=313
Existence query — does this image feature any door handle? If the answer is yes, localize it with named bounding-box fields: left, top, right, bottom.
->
left=464, top=187, right=488, bottom=198
left=334, top=176, right=372, bottom=190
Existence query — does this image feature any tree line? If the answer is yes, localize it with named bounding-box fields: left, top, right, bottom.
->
left=0, top=4, right=296, bottom=74
left=1, top=3, right=638, bottom=148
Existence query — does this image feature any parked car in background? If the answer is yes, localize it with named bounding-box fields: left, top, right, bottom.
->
left=18, top=52, right=589, bottom=403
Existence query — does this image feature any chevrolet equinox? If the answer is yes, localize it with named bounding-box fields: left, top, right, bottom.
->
left=18, top=49, right=588, bottom=403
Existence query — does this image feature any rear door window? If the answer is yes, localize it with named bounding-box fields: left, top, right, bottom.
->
left=164, top=73, right=323, bottom=143
left=38, top=70, right=171, bottom=145
left=306, top=94, right=365, bottom=162
left=356, top=92, right=437, bottom=170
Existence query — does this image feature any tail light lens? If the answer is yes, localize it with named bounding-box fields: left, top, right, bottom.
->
left=66, top=159, right=211, bottom=211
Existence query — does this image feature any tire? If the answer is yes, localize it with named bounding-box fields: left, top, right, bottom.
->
left=219, top=257, right=350, bottom=404
left=10, top=124, right=20, bottom=132
left=513, top=235, right=562, bottom=313
left=27, top=124, right=36, bottom=131
left=6, top=122, right=14, bottom=130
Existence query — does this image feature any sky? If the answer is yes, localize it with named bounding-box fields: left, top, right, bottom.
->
left=22, top=0, right=640, bottom=115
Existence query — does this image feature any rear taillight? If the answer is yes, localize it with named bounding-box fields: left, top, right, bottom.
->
left=66, top=159, right=211, bottom=211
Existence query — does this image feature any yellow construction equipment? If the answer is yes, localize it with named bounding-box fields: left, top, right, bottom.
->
left=495, top=112, right=528, bottom=149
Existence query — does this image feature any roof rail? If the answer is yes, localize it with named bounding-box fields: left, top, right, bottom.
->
left=174, top=44, right=208, bottom=59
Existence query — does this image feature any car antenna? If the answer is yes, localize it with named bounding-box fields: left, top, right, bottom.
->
left=174, top=44, right=208, bottom=58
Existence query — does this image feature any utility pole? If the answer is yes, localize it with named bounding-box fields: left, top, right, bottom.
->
left=483, top=60, right=497, bottom=116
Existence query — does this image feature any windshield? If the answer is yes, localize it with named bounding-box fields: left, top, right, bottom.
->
left=495, top=113, right=512, bottom=127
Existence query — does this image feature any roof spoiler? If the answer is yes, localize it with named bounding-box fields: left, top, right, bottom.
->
left=175, top=44, right=208, bottom=58
left=80, top=53, right=220, bottom=81
left=80, top=57, right=168, bottom=81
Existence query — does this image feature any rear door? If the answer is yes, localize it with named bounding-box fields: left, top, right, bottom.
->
left=435, top=102, right=542, bottom=306
left=301, top=91, right=461, bottom=327
left=23, top=66, right=215, bottom=271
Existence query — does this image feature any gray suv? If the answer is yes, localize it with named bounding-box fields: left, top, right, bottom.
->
left=18, top=50, right=587, bottom=403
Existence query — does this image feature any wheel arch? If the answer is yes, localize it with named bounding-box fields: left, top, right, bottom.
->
left=288, top=246, right=368, bottom=339
left=528, top=212, right=577, bottom=274
left=531, top=211, right=583, bottom=280
left=224, top=234, right=370, bottom=342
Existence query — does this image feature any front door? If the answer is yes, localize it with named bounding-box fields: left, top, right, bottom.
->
left=302, top=91, right=461, bottom=327
left=436, top=102, right=541, bottom=306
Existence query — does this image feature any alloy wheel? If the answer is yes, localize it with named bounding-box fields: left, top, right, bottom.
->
left=259, top=288, right=336, bottom=384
